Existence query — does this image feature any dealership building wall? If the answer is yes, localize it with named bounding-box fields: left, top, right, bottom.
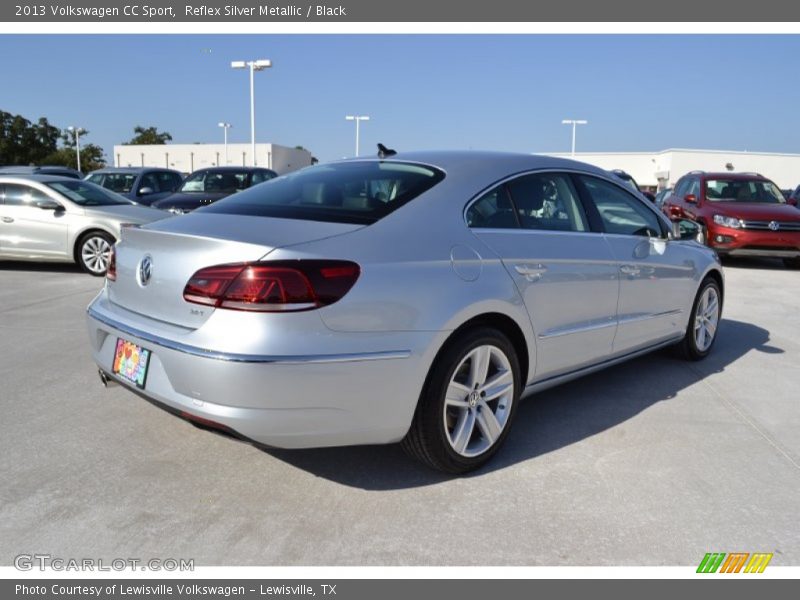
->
left=112, top=143, right=313, bottom=174
left=545, top=149, right=800, bottom=191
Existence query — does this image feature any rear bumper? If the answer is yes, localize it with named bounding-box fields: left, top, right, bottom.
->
left=86, top=295, right=444, bottom=449
left=707, top=227, right=800, bottom=258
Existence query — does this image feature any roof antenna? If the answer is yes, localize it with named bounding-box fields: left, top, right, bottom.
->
left=377, top=143, right=396, bottom=159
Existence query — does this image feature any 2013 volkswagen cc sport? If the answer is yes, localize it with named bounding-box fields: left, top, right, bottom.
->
left=86, top=151, right=724, bottom=473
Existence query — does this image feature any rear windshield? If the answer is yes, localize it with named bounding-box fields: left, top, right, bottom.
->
left=202, top=161, right=445, bottom=225
left=705, top=179, right=786, bottom=204
left=179, top=170, right=252, bottom=193
left=91, top=173, right=137, bottom=194
left=46, top=180, right=131, bottom=206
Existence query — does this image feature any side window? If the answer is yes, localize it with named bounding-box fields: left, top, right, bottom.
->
left=3, top=184, right=52, bottom=207
left=506, top=173, right=589, bottom=232
left=86, top=174, right=105, bottom=186
left=139, top=173, right=159, bottom=193
left=103, top=173, right=136, bottom=194
left=580, top=176, right=664, bottom=238
left=686, top=178, right=700, bottom=198
left=673, top=178, right=688, bottom=198
left=251, top=170, right=275, bottom=185
left=466, top=186, right=518, bottom=229
left=155, top=171, right=179, bottom=192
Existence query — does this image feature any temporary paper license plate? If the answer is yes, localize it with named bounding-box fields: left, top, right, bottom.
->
left=112, top=338, right=152, bottom=389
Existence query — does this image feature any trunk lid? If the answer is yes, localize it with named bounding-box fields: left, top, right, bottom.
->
left=108, top=213, right=363, bottom=328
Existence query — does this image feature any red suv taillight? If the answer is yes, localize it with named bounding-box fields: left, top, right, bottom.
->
left=183, top=260, right=360, bottom=312
left=106, top=246, right=117, bottom=281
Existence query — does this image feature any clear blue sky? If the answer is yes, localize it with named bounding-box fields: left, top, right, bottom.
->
left=2, top=34, right=799, bottom=163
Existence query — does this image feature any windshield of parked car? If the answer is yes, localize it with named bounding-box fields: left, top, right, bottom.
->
left=87, top=172, right=137, bottom=194
left=179, top=170, right=250, bottom=193
left=705, top=179, right=786, bottom=203
left=46, top=180, right=131, bottom=206
left=203, top=161, right=446, bottom=225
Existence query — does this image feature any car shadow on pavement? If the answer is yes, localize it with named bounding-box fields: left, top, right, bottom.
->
left=0, top=261, right=83, bottom=274
left=721, top=257, right=790, bottom=271
left=263, top=318, right=777, bottom=489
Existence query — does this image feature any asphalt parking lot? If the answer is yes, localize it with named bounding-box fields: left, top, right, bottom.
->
left=1, top=258, right=799, bottom=566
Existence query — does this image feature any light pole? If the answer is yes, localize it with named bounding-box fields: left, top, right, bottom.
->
left=231, top=59, right=272, bottom=166
left=345, top=115, right=370, bottom=157
left=218, top=122, right=232, bottom=165
left=67, top=126, right=84, bottom=171
left=561, top=119, right=588, bottom=156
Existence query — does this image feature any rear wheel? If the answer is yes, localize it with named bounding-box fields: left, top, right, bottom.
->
left=77, top=231, right=114, bottom=276
left=402, top=327, right=521, bottom=474
left=783, top=257, right=800, bottom=269
left=678, top=278, right=721, bottom=361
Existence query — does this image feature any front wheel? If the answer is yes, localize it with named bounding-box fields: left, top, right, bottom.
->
left=402, top=327, right=521, bottom=474
left=77, top=232, right=115, bottom=276
left=678, top=278, right=722, bottom=361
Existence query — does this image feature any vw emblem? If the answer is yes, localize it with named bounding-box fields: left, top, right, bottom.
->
left=138, top=255, right=153, bottom=286
left=768, top=221, right=780, bottom=231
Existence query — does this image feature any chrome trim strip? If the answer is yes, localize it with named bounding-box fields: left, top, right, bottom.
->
left=617, top=309, right=684, bottom=326
left=522, top=334, right=684, bottom=397
left=539, top=309, right=683, bottom=339
left=538, top=318, right=617, bottom=339
left=87, top=306, right=411, bottom=364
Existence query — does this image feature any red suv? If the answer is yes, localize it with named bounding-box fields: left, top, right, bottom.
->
left=663, top=171, right=800, bottom=268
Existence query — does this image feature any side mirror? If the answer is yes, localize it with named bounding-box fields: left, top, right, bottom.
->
left=788, top=197, right=798, bottom=207
left=138, top=187, right=154, bottom=196
left=684, top=194, right=698, bottom=204
left=36, top=199, right=62, bottom=211
left=672, top=219, right=701, bottom=241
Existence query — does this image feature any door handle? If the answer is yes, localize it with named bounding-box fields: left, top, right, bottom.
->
left=1, top=217, right=13, bottom=223
left=620, top=265, right=640, bottom=277
left=514, top=264, right=547, bottom=281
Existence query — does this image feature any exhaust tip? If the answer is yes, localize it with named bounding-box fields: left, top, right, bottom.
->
left=98, top=369, right=117, bottom=388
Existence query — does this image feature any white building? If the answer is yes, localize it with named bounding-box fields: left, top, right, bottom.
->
left=112, top=143, right=313, bottom=175
left=545, top=148, right=800, bottom=191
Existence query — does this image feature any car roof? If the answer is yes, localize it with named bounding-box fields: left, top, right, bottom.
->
left=332, top=150, right=612, bottom=182
left=0, top=174, right=87, bottom=183
left=191, top=166, right=272, bottom=173
left=89, top=167, right=179, bottom=174
left=691, top=172, right=769, bottom=180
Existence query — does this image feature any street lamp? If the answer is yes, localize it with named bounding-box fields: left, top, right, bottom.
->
left=345, top=115, right=370, bottom=157
left=561, top=119, right=588, bottom=157
left=218, top=122, right=232, bottom=165
left=67, top=126, right=85, bottom=171
left=231, top=59, right=272, bottom=166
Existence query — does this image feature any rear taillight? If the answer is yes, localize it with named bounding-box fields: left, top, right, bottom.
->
left=106, top=246, right=116, bottom=281
left=183, top=260, right=360, bottom=312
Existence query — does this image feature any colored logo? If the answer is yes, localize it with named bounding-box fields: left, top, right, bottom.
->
left=697, top=552, right=773, bottom=573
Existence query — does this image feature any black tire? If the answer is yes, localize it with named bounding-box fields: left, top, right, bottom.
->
left=677, top=277, right=722, bottom=361
left=783, top=257, right=800, bottom=269
left=76, top=231, right=115, bottom=276
left=401, top=327, right=521, bottom=474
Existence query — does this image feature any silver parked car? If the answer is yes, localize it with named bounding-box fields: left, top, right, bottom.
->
left=0, top=175, right=167, bottom=275
left=86, top=151, right=724, bottom=473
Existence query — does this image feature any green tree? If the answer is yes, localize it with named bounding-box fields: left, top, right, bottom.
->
left=0, top=110, right=60, bottom=165
left=42, top=134, right=106, bottom=173
left=127, top=125, right=172, bottom=145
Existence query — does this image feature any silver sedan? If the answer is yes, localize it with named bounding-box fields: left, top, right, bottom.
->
left=0, top=175, right=167, bottom=275
left=86, top=151, right=724, bottom=473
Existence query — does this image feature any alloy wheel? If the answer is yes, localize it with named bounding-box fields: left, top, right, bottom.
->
left=694, top=285, right=720, bottom=352
left=443, top=344, right=515, bottom=457
left=81, top=236, right=112, bottom=274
